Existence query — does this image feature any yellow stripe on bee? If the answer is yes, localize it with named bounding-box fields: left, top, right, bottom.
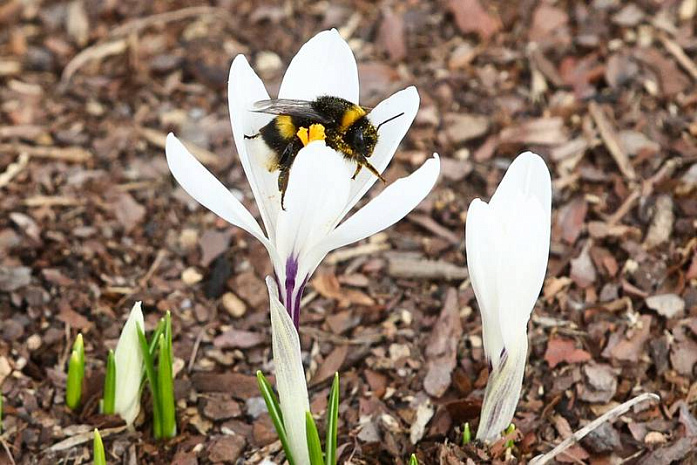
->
left=276, top=115, right=296, bottom=139
left=340, top=106, right=366, bottom=131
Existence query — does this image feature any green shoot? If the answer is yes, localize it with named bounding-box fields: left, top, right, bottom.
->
left=306, top=412, right=324, bottom=465
left=137, top=323, right=162, bottom=438
left=409, top=453, right=419, bottom=465
left=158, top=312, right=176, bottom=438
left=504, top=423, right=516, bottom=449
left=325, top=373, right=339, bottom=465
left=93, top=429, right=106, bottom=465
left=256, top=371, right=294, bottom=465
left=66, top=333, right=85, bottom=410
left=101, top=349, right=116, bottom=414
left=462, top=422, right=471, bottom=445
left=137, top=313, right=177, bottom=440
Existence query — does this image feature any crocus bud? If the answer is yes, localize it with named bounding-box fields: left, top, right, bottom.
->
left=465, top=152, right=551, bottom=441
left=113, top=301, right=145, bottom=425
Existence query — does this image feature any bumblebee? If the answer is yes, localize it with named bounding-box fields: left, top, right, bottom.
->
left=244, top=96, right=403, bottom=208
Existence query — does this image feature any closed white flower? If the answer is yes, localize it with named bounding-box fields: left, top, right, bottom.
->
left=166, top=29, right=439, bottom=326
left=465, top=152, right=552, bottom=441
left=113, top=301, right=145, bottom=426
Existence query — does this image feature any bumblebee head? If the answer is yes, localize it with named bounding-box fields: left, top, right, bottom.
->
left=346, top=118, right=378, bottom=157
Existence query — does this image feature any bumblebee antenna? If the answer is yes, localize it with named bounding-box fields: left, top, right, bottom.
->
left=376, top=112, right=405, bottom=131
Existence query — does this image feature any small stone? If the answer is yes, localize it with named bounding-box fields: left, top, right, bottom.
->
left=245, top=397, right=267, bottom=419
left=582, top=422, right=621, bottom=453
left=646, top=294, right=685, bottom=319
left=182, top=267, right=203, bottom=285
left=179, top=228, right=199, bottom=250
left=444, top=113, right=489, bottom=144
left=203, top=394, right=242, bottom=421
left=26, top=334, right=42, bottom=351
left=255, top=51, right=282, bottom=78
left=0, top=266, right=31, bottom=292
left=0, top=357, right=12, bottom=385
left=221, top=292, right=247, bottom=318
left=206, top=434, right=246, bottom=463
left=644, top=431, right=667, bottom=444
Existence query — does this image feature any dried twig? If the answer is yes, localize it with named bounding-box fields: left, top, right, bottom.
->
left=60, top=39, right=128, bottom=86
left=388, top=257, right=468, bottom=281
left=589, top=102, right=636, bottom=181
left=23, top=196, right=85, bottom=208
left=0, top=437, right=16, bottom=465
left=0, top=153, right=29, bottom=188
left=60, top=6, right=234, bottom=87
left=109, top=6, right=233, bottom=37
left=659, top=33, right=697, bottom=81
left=0, top=143, right=91, bottom=163
left=46, top=426, right=127, bottom=453
left=136, top=126, right=223, bottom=168
left=529, top=393, right=660, bottom=465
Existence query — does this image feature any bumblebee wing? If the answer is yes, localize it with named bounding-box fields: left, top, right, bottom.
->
left=252, top=99, right=332, bottom=123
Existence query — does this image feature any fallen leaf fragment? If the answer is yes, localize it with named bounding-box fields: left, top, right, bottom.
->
left=544, top=336, right=591, bottom=368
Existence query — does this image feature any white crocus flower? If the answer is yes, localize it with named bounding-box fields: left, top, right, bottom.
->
left=166, top=29, right=440, bottom=326
left=113, top=301, right=145, bottom=426
left=465, top=152, right=551, bottom=441
left=266, top=277, right=310, bottom=464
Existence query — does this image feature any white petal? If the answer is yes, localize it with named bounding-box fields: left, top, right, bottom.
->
left=274, top=141, right=352, bottom=287
left=496, top=196, right=550, bottom=351
left=165, top=133, right=273, bottom=251
left=266, top=277, right=310, bottom=465
left=465, top=198, right=505, bottom=367
left=341, top=87, right=420, bottom=217
left=476, top=335, right=528, bottom=441
left=114, top=302, right=145, bottom=425
left=279, top=29, right=359, bottom=103
left=490, top=151, right=551, bottom=215
left=490, top=152, right=551, bottom=351
left=228, top=55, right=282, bottom=240
left=319, top=154, right=440, bottom=256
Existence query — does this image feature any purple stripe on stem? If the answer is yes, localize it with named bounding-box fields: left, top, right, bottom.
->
left=284, top=256, right=298, bottom=319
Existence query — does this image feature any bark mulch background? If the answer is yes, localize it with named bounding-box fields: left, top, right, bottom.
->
left=1, top=0, right=697, bottom=463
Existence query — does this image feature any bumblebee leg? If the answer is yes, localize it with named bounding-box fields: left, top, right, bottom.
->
left=356, top=157, right=386, bottom=183
left=278, top=138, right=299, bottom=167
left=351, top=164, right=363, bottom=180
left=244, top=133, right=260, bottom=140
left=278, top=168, right=290, bottom=210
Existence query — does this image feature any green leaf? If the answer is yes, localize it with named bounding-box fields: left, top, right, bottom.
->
left=305, top=411, right=324, bottom=465
left=409, top=453, right=419, bottom=465
left=462, top=422, right=471, bottom=445
left=137, top=323, right=162, bottom=439
left=101, top=350, right=116, bottom=415
left=66, top=333, right=85, bottom=410
left=325, top=373, right=339, bottom=465
left=148, top=318, right=166, bottom=358
left=93, top=429, right=106, bottom=465
left=256, top=371, right=295, bottom=465
left=158, top=333, right=177, bottom=438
